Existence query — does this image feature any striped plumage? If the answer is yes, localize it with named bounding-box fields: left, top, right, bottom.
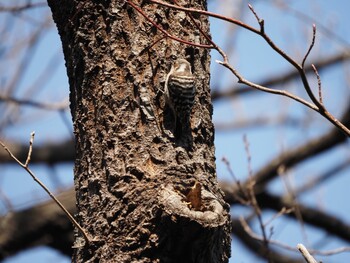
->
left=165, top=59, right=195, bottom=136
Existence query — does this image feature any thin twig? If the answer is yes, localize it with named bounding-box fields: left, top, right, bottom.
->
left=276, top=1, right=350, bottom=46
left=311, top=64, right=323, bottom=105
left=0, top=95, right=69, bottom=111
left=211, top=51, right=350, bottom=101
left=263, top=207, right=294, bottom=228
left=294, top=158, right=350, bottom=195
left=246, top=5, right=349, bottom=135
left=239, top=217, right=350, bottom=256
left=247, top=181, right=270, bottom=253
left=0, top=134, right=91, bottom=244
left=0, top=2, right=47, bottom=12
left=144, top=0, right=350, bottom=135
left=278, top=165, right=309, bottom=247
left=172, top=0, right=217, bottom=49
left=240, top=5, right=349, bottom=135
left=24, top=132, right=35, bottom=167
left=240, top=217, right=295, bottom=251
left=243, top=135, right=253, bottom=178
left=0, top=188, right=13, bottom=212
left=215, top=59, right=319, bottom=110
left=302, top=24, right=316, bottom=68
left=141, top=36, right=167, bottom=55
left=221, top=157, right=248, bottom=204
left=243, top=135, right=271, bottom=262
left=149, top=0, right=260, bottom=35
left=247, top=4, right=318, bottom=100
left=248, top=4, right=264, bottom=28
left=126, top=0, right=213, bottom=49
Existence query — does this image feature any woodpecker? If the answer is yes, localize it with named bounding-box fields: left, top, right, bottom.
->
left=164, top=59, right=195, bottom=137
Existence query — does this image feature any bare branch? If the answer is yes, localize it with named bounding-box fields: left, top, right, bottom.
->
left=221, top=177, right=350, bottom=244
left=257, top=192, right=350, bottom=243
left=297, top=244, right=318, bottom=263
left=142, top=0, right=350, bottom=135
left=231, top=218, right=303, bottom=263
left=0, top=2, right=47, bottom=12
left=263, top=207, right=294, bottom=228
left=252, top=122, right=348, bottom=191
left=275, top=1, right=350, bottom=46
left=246, top=5, right=349, bottom=135
left=126, top=0, right=213, bottom=49
left=0, top=139, right=74, bottom=164
left=0, top=95, right=69, bottom=110
left=239, top=217, right=350, bottom=256
left=221, top=157, right=248, bottom=204
left=248, top=4, right=264, bottom=30
left=215, top=59, right=319, bottom=110
left=302, top=24, right=316, bottom=68
left=278, top=166, right=309, bottom=245
left=244, top=135, right=272, bottom=260
left=149, top=0, right=260, bottom=35
left=0, top=189, right=75, bottom=259
left=240, top=217, right=298, bottom=252
left=294, top=158, right=350, bottom=195
left=311, top=64, right=323, bottom=105
left=0, top=135, right=91, bottom=244
left=211, top=51, right=350, bottom=101
left=24, top=132, right=35, bottom=167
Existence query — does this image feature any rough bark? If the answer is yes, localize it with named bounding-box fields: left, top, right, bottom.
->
left=47, top=0, right=231, bottom=262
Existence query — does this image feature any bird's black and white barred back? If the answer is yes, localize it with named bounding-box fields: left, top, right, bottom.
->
left=164, top=59, right=196, bottom=137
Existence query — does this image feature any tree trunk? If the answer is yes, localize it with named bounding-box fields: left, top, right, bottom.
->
left=47, top=0, right=231, bottom=262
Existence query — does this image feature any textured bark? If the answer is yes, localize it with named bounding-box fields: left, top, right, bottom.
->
left=47, top=0, right=230, bottom=262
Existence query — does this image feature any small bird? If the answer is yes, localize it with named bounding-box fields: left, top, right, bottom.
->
left=164, top=59, right=195, bottom=138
